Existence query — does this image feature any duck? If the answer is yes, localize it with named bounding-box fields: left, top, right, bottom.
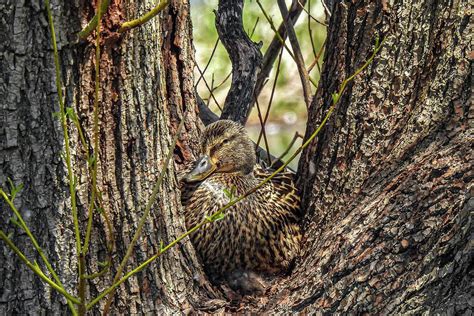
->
left=180, top=119, right=302, bottom=288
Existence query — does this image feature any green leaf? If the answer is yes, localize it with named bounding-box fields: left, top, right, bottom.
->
left=230, top=185, right=237, bottom=198
left=159, top=240, right=165, bottom=252
left=7, top=178, right=23, bottom=201
left=98, top=261, right=109, bottom=268
left=9, top=215, right=19, bottom=226
left=223, top=185, right=237, bottom=200
left=87, top=155, right=96, bottom=167
left=52, top=111, right=61, bottom=119
left=66, top=107, right=79, bottom=122
left=331, top=92, right=339, bottom=104
left=223, top=188, right=232, bottom=199
left=65, top=107, right=73, bottom=117
left=212, top=212, right=225, bottom=222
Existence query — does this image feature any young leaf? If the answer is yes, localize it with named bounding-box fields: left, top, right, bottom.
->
left=98, top=261, right=109, bottom=268
left=7, top=178, right=23, bottom=201
left=230, top=185, right=237, bottom=199
left=212, top=212, right=225, bottom=222
left=223, top=188, right=232, bottom=199
left=87, top=155, right=96, bottom=167
left=331, top=92, right=339, bottom=104
left=65, top=107, right=75, bottom=120
left=9, top=216, right=23, bottom=231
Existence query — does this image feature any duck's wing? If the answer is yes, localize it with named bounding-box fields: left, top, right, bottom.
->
left=253, top=165, right=302, bottom=219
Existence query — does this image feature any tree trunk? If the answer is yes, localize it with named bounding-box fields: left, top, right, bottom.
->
left=282, top=0, right=472, bottom=314
left=0, top=0, right=217, bottom=314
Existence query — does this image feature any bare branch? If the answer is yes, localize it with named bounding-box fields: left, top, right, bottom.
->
left=252, top=0, right=307, bottom=107
left=195, top=37, right=220, bottom=88
left=277, top=0, right=313, bottom=107
left=215, top=0, right=263, bottom=125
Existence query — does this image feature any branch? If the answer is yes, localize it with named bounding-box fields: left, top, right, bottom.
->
left=215, top=0, right=263, bottom=125
left=252, top=0, right=307, bottom=107
left=118, top=0, right=170, bottom=33
left=194, top=37, right=220, bottom=88
left=77, top=0, right=110, bottom=39
left=277, top=0, right=313, bottom=107
left=0, top=190, right=78, bottom=315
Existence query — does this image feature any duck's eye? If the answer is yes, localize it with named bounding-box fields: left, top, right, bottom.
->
left=222, top=139, right=230, bottom=145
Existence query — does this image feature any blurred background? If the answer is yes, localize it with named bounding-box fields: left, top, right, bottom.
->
left=190, top=0, right=327, bottom=169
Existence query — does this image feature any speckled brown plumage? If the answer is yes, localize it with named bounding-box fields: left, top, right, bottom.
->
left=180, top=120, right=302, bottom=278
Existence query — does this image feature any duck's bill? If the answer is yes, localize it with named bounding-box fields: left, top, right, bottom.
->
left=184, top=155, right=217, bottom=182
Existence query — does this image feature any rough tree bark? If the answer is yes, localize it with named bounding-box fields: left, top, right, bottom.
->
left=0, top=0, right=219, bottom=314
left=281, top=0, right=472, bottom=314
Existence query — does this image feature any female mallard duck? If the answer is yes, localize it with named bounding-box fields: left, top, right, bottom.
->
left=181, top=120, right=302, bottom=284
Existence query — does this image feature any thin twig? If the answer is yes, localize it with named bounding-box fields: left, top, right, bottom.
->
left=277, top=0, right=313, bottom=107
left=44, top=1, right=81, bottom=313
left=256, top=0, right=318, bottom=89
left=195, top=37, right=220, bottom=88
left=256, top=0, right=295, bottom=60
left=207, top=74, right=216, bottom=108
left=307, top=38, right=326, bottom=75
left=79, top=1, right=104, bottom=312
left=196, top=64, right=222, bottom=111
left=255, top=97, right=272, bottom=165
left=0, top=190, right=78, bottom=315
left=83, top=0, right=103, bottom=255
left=271, top=132, right=303, bottom=167
left=249, top=17, right=260, bottom=38
left=307, top=0, right=318, bottom=60
left=252, top=0, right=305, bottom=107
left=298, top=0, right=327, bottom=26
left=322, top=0, right=332, bottom=18
left=256, top=47, right=284, bottom=149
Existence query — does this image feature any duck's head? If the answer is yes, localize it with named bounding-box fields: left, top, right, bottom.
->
left=184, top=120, right=256, bottom=182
